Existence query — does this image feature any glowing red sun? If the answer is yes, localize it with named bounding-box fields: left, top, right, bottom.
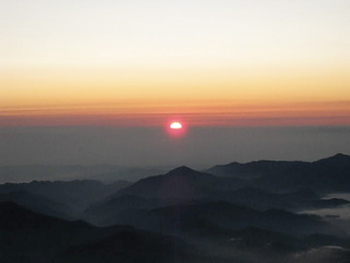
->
left=166, top=120, right=186, bottom=137
left=170, top=122, right=182, bottom=129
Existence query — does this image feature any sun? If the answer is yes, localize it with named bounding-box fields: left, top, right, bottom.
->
left=166, top=120, right=186, bottom=137
left=170, top=122, right=182, bottom=129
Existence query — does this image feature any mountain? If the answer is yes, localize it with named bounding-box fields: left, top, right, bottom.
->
left=0, top=202, right=197, bottom=263
left=0, top=190, right=72, bottom=219
left=208, top=160, right=309, bottom=179
left=83, top=194, right=159, bottom=226
left=84, top=163, right=349, bottom=226
left=116, top=166, right=242, bottom=200
left=57, top=228, right=197, bottom=263
left=1, top=202, right=348, bottom=263
left=149, top=201, right=339, bottom=237
left=84, top=166, right=244, bottom=226
left=0, top=164, right=172, bottom=183
left=0, top=180, right=131, bottom=217
left=315, top=153, right=350, bottom=167
left=89, top=199, right=340, bottom=238
left=227, top=227, right=303, bottom=251
left=0, top=202, right=103, bottom=262
left=221, top=229, right=350, bottom=263
left=1, top=153, right=350, bottom=263
left=214, top=187, right=349, bottom=211
left=208, top=153, right=350, bottom=193
left=232, top=230, right=350, bottom=254
left=0, top=202, right=91, bottom=231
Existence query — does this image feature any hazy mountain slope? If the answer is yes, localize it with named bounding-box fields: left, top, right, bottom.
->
left=0, top=165, right=171, bottom=183
left=0, top=191, right=72, bottom=219
left=88, top=199, right=339, bottom=238
left=0, top=180, right=131, bottom=215
left=0, top=202, right=196, bottom=263
left=56, top=228, right=198, bottom=263
left=214, top=188, right=349, bottom=211
left=83, top=166, right=243, bottom=226
left=116, top=166, right=242, bottom=200
left=1, top=153, right=350, bottom=263
left=150, top=201, right=338, bottom=237
left=208, top=153, right=350, bottom=193
left=83, top=194, right=160, bottom=226
left=0, top=202, right=105, bottom=262
left=85, top=162, right=349, bottom=227
left=1, top=202, right=348, bottom=263
left=208, top=160, right=309, bottom=179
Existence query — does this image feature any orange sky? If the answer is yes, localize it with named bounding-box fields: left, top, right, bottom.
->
left=1, top=1, right=349, bottom=127
left=1, top=66, right=349, bottom=127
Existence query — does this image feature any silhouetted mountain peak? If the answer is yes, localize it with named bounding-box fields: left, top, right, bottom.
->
left=166, top=166, right=197, bottom=176
left=333, top=153, right=348, bottom=158
left=225, top=161, right=241, bottom=166
left=115, top=166, right=220, bottom=199
left=326, top=153, right=349, bottom=161
left=314, top=153, right=350, bottom=166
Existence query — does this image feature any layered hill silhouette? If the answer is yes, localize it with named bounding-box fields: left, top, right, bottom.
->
left=0, top=190, right=72, bottom=219
left=84, top=156, right=349, bottom=227
left=214, top=187, right=349, bottom=211
left=0, top=179, right=131, bottom=219
left=1, top=202, right=349, bottom=263
left=95, top=200, right=340, bottom=237
left=116, top=166, right=243, bottom=199
left=208, top=153, right=350, bottom=192
left=1, top=153, right=350, bottom=262
left=0, top=202, right=197, bottom=263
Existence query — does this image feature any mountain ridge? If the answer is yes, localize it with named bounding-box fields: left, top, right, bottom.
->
left=207, top=153, right=350, bottom=192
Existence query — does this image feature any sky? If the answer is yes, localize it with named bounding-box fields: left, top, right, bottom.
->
left=1, top=0, right=349, bottom=127
left=0, top=0, right=349, bottom=167
left=1, top=126, right=349, bottom=167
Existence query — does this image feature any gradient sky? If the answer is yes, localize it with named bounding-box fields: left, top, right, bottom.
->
left=1, top=0, right=349, bottom=127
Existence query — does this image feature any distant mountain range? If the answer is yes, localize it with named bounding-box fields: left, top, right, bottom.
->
left=0, top=153, right=350, bottom=262
left=0, top=165, right=171, bottom=183
left=0, top=180, right=131, bottom=219
left=208, top=153, right=350, bottom=193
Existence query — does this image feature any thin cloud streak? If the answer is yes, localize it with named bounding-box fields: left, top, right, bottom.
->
left=1, top=100, right=349, bottom=127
